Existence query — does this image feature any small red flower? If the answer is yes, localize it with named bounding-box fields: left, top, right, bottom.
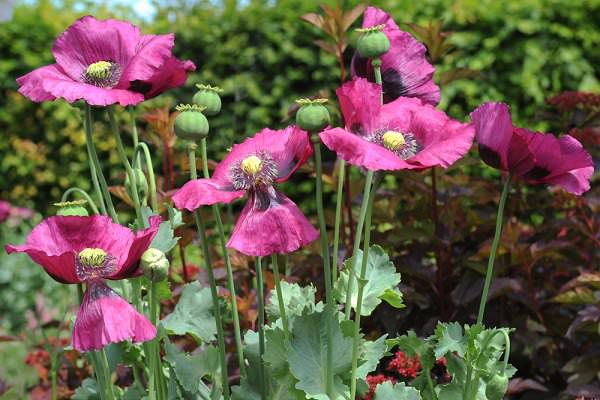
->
left=364, top=374, right=396, bottom=400
left=547, top=91, right=600, bottom=113
left=387, top=351, right=421, bottom=379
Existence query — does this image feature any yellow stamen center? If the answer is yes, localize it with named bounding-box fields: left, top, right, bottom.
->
left=79, top=248, right=107, bottom=267
left=382, top=130, right=406, bottom=150
left=85, top=61, right=113, bottom=80
left=241, top=155, right=262, bottom=175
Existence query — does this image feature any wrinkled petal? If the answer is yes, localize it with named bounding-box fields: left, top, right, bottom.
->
left=470, top=102, right=515, bottom=171
left=351, top=7, right=440, bottom=106
left=211, top=126, right=313, bottom=184
left=337, top=77, right=381, bottom=135
left=172, top=178, right=246, bottom=211
left=320, top=127, right=412, bottom=171
left=131, top=58, right=196, bottom=99
left=52, top=16, right=142, bottom=81
left=72, top=281, right=156, bottom=352
left=5, top=215, right=161, bottom=282
left=16, top=64, right=63, bottom=103
left=117, top=33, right=175, bottom=86
left=227, top=188, right=318, bottom=256
left=524, top=133, right=593, bottom=195
left=507, top=128, right=538, bottom=176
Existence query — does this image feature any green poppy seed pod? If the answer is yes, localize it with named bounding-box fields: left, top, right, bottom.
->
left=174, top=104, right=209, bottom=141
left=54, top=200, right=89, bottom=217
left=485, top=374, right=509, bottom=400
left=295, top=99, right=330, bottom=132
left=125, top=168, right=148, bottom=202
left=141, top=248, right=170, bottom=282
left=356, top=24, right=390, bottom=59
left=192, top=84, right=223, bottom=116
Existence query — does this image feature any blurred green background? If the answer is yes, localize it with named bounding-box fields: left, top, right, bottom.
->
left=1, top=0, right=599, bottom=212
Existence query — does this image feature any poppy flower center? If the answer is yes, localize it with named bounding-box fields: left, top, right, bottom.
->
left=241, top=155, right=263, bottom=175
left=78, top=248, right=107, bottom=267
left=83, top=60, right=121, bottom=88
left=76, top=248, right=116, bottom=281
left=231, top=152, right=278, bottom=190
left=382, top=131, right=406, bottom=150
left=371, top=129, right=421, bottom=160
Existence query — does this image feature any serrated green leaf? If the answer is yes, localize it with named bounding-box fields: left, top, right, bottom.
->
left=164, top=340, right=220, bottom=393
left=72, top=378, right=100, bottom=400
left=335, top=245, right=402, bottom=316
left=287, top=310, right=352, bottom=399
left=161, top=282, right=217, bottom=343
left=357, top=335, right=387, bottom=380
left=374, top=381, right=422, bottom=400
left=434, top=322, right=466, bottom=358
left=267, top=281, right=317, bottom=322
left=151, top=220, right=180, bottom=253
left=263, top=326, right=288, bottom=378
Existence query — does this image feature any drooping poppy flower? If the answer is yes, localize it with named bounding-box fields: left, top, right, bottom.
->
left=471, top=102, right=594, bottom=195
left=16, top=16, right=195, bottom=107
left=351, top=6, right=440, bottom=106
left=320, top=77, right=474, bottom=171
left=5, top=215, right=161, bottom=351
left=172, top=127, right=318, bottom=256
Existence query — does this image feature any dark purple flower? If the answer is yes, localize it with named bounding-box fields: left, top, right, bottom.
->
left=6, top=215, right=161, bottom=351
left=351, top=7, right=440, bottom=106
left=471, top=102, right=594, bottom=195
left=17, top=16, right=195, bottom=106
left=320, top=78, right=474, bottom=171
left=172, top=127, right=319, bottom=256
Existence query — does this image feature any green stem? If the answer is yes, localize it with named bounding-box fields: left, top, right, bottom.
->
left=98, top=349, right=115, bottom=400
left=200, top=138, right=246, bottom=377
left=83, top=104, right=118, bottom=222
left=149, top=281, right=167, bottom=400
left=255, top=257, right=266, bottom=400
left=133, top=143, right=159, bottom=212
left=107, top=107, right=144, bottom=226
left=332, top=159, right=346, bottom=283
left=476, top=173, right=512, bottom=325
left=89, top=352, right=108, bottom=400
left=61, top=187, right=100, bottom=214
left=129, top=107, right=142, bottom=170
left=343, top=171, right=374, bottom=320
left=50, top=352, right=58, bottom=400
left=188, top=143, right=231, bottom=400
left=312, top=138, right=334, bottom=397
left=349, top=172, right=377, bottom=400
left=271, top=255, right=289, bottom=340
left=426, top=371, right=438, bottom=400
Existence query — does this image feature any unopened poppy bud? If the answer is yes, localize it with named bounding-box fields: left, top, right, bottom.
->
left=174, top=104, right=209, bottom=141
left=485, top=374, right=509, bottom=400
left=141, top=248, right=169, bottom=282
left=125, top=168, right=148, bottom=202
left=192, top=84, right=223, bottom=116
left=295, top=98, right=330, bottom=132
left=356, top=24, right=390, bottom=58
left=54, top=200, right=89, bottom=216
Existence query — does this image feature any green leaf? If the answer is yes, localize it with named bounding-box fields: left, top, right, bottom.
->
left=287, top=310, right=353, bottom=399
left=263, top=326, right=288, bottom=378
left=357, top=335, right=387, bottom=380
left=151, top=220, right=180, bottom=253
left=267, top=281, right=318, bottom=322
left=72, top=378, right=100, bottom=400
left=122, top=384, right=146, bottom=400
left=434, top=322, right=466, bottom=358
left=374, top=381, right=422, bottom=400
left=335, top=245, right=403, bottom=316
left=164, top=340, right=220, bottom=393
left=161, top=282, right=217, bottom=343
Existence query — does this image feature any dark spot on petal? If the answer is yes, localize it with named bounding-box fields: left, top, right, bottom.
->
left=251, top=186, right=283, bottom=212
left=129, top=80, right=153, bottom=95
left=352, top=54, right=370, bottom=79
left=381, top=69, right=407, bottom=104
left=350, top=123, right=365, bottom=136
left=479, top=144, right=502, bottom=169
left=523, top=166, right=551, bottom=180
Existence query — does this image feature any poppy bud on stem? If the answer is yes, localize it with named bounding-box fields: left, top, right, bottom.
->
left=192, top=84, right=223, bottom=116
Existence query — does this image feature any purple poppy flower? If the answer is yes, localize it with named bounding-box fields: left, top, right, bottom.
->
left=471, top=102, right=594, bottom=195
left=5, top=215, right=161, bottom=351
left=172, top=126, right=319, bottom=256
left=0, top=201, right=10, bottom=224
left=351, top=6, right=440, bottom=106
left=16, top=16, right=195, bottom=107
left=320, top=77, right=474, bottom=171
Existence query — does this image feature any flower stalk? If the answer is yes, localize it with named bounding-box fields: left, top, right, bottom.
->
left=272, top=254, right=289, bottom=340
left=332, top=159, right=346, bottom=283
left=187, top=143, right=230, bottom=400
left=255, top=256, right=266, bottom=400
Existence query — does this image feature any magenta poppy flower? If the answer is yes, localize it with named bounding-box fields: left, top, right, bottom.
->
left=172, top=126, right=319, bottom=256
left=351, top=6, right=440, bottom=106
left=0, top=201, right=10, bottom=223
left=16, top=16, right=195, bottom=107
left=5, top=215, right=161, bottom=351
left=320, top=77, right=474, bottom=171
left=471, top=102, right=594, bottom=195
